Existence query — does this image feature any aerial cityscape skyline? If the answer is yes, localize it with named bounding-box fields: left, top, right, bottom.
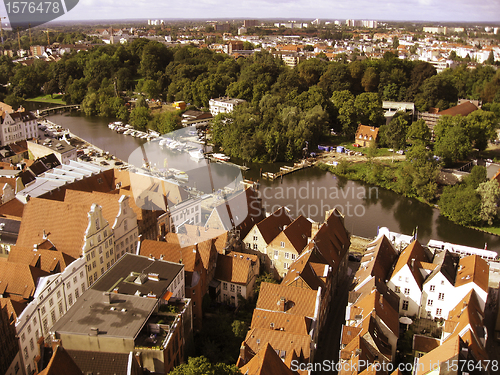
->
left=1, top=0, right=498, bottom=25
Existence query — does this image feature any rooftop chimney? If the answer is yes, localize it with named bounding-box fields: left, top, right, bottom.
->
left=103, top=292, right=112, bottom=304
left=278, top=297, right=286, bottom=312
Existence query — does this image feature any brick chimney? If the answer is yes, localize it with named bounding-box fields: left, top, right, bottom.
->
left=278, top=297, right=287, bottom=312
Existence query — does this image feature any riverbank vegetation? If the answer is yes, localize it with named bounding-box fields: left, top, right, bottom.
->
left=0, top=39, right=498, bottom=161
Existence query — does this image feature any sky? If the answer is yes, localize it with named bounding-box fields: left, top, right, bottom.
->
left=2, top=0, right=500, bottom=24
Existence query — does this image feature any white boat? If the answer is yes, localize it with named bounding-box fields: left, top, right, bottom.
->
left=189, top=149, right=205, bottom=161
left=124, top=129, right=134, bottom=135
left=212, top=153, right=230, bottom=162
left=169, top=168, right=189, bottom=182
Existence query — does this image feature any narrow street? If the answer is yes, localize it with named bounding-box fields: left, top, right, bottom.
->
left=313, top=261, right=360, bottom=375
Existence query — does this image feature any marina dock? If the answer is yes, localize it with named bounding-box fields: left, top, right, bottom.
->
left=261, top=161, right=312, bottom=180
left=207, top=155, right=250, bottom=171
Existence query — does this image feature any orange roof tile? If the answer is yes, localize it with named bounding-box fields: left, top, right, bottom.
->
left=240, top=342, right=296, bottom=375
left=215, top=253, right=254, bottom=285
left=355, top=235, right=398, bottom=288
left=39, top=345, right=83, bottom=375
left=438, top=101, right=478, bottom=116
left=16, top=198, right=93, bottom=259
left=455, top=255, right=489, bottom=292
left=391, top=240, right=429, bottom=289
left=8, top=245, right=76, bottom=273
left=251, top=309, right=312, bottom=336
left=256, top=282, right=317, bottom=318
left=256, top=207, right=293, bottom=244
left=415, top=336, right=462, bottom=375
left=0, top=261, right=49, bottom=299
left=139, top=240, right=197, bottom=272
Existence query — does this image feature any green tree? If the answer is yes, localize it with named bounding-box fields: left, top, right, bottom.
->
left=169, top=356, right=241, bottom=375
left=407, top=119, right=431, bottom=146
left=231, top=320, right=248, bottom=339
left=380, top=111, right=410, bottom=151
left=434, top=119, right=471, bottom=165
left=354, top=92, right=384, bottom=127
left=477, top=179, right=500, bottom=225
left=43, top=79, right=59, bottom=98
left=361, top=67, right=379, bottom=92
left=331, top=90, right=357, bottom=136
left=464, top=110, right=498, bottom=151
left=439, top=184, right=481, bottom=225
left=406, top=144, right=440, bottom=201
left=129, top=106, right=151, bottom=130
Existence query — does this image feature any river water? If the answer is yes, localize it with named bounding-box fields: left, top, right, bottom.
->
left=41, top=110, right=500, bottom=252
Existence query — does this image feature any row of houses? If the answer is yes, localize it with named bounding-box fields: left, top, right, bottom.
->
left=340, top=233, right=490, bottom=375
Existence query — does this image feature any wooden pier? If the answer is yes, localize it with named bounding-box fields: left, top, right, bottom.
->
left=261, top=161, right=312, bottom=180
left=207, top=156, right=250, bottom=171
left=38, top=104, right=81, bottom=116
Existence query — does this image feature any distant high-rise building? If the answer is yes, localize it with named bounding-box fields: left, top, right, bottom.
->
left=243, top=20, right=258, bottom=28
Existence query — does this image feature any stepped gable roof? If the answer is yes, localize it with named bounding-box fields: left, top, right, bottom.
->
left=215, top=252, right=254, bottom=285
left=0, top=261, right=49, bottom=299
left=256, top=282, right=317, bottom=318
left=250, top=309, right=312, bottom=336
left=39, top=346, right=83, bottom=375
left=355, top=235, right=398, bottom=287
left=390, top=240, right=428, bottom=290
left=438, top=101, right=478, bottom=116
left=16, top=198, right=93, bottom=259
left=63, top=190, right=132, bottom=227
left=8, top=245, right=76, bottom=273
left=256, top=207, right=293, bottom=244
left=455, top=255, right=489, bottom=293
left=240, top=342, right=297, bottom=375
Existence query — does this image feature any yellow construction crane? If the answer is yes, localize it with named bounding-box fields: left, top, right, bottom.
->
left=44, top=29, right=57, bottom=46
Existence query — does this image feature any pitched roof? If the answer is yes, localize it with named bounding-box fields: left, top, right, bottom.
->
left=341, top=325, right=362, bottom=346
left=39, top=346, right=83, bottom=375
left=413, top=335, right=440, bottom=354
left=8, top=245, right=76, bottom=273
left=240, top=342, right=296, bottom=375
left=138, top=240, right=197, bottom=272
left=424, top=250, right=459, bottom=287
left=0, top=198, right=25, bottom=219
left=256, top=282, right=317, bottom=318
left=356, top=124, right=379, bottom=141
left=390, top=240, right=429, bottom=289
left=63, top=190, right=128, bottom=228
left=251, top=309, right=312, bottom=336
left=269, top=215, right=311, bottom=254
left=455, top=255, right=489, bottom=292
left=256, top=207, right=293, bottom=244
left=0, top=261, right=49, bottom=299
left=215, top=253, right=255, bottom=285
left=438, top=101, right=478, bottom=116
left=339, top=335, right=377, bottom=374
left=355, top=235, right=398, bottom=289
left=351, top=288, right=399, bottom=337
left=67, top=350, right=142, bottom=375
left=243, top=327, right=312, bottom=363
left=415, top=336, right=462, bottom=375
left=281, top=249, right=327, bottom=291
left=16, top=198, right=93, bottom=259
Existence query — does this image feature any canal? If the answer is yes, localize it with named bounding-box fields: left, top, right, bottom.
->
left=40, top=110, right=500, bottom=252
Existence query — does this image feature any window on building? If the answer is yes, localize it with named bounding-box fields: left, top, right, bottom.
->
left=35, top=329, right=39, bottom=339
left=394, top=286, right=400, bottom=293
left=253, top=236, right=258, bottom=241
left=223, top=282, right=227, bottom=290
left=124, top=219, right=128, bottom=231
left=284, top=263, right=289, bottom=269
left=404, top=288, right=410, bottom=294
left=51, top=310, right=56, bottom=324
left=253, top=244, right=258, bottom=250
left=75, top=289, right=79, bottom=299
left=24, top=347, right=28, bottom=359
left=438, top=293, right=445, bottom=301
left=41, top=306, right=46, bottom=315
left=81, top=283, right=85, bottom=293
left=285, top=252, right=289, bottom=259
left=405, top=277, right=409, bottom=283
left=291, top=254, right=296, bottom=260
left=49, top=298, right=54, bottom=307
left=398, top=276, right=402, bottom=281
left=237, top=286, right=241, bottom=294
left=280, top=241, right=285, bottom=248
left=21, top=333, right=25, bottom=342
left=274, top=250, right=279, bottom=259
left=429, top=285, right=435, bottom=292
left=402, top=300, right=409, bottom=311
left=427, top=299, right=433, bottom=306
left=42, top=318, right=48, bottom=333
left=436, top=308, right=442, bottom=316
left=29, top=338, right=34, bottom=351
left=57, top=290, right=61, bottom=299
left=27, top=324, right=31, bottom=334
left=95, top=218, right=100, bottom=230
left=230, top=284, right=235, bottom=292
left=101, top=267, right=104, bottom=275
left=58, top=301, right=63, bottom=315
left=68, top=294, right=73, bottom=306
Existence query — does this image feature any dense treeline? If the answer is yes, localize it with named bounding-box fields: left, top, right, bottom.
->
left=0, top=39, right=499, bottom=161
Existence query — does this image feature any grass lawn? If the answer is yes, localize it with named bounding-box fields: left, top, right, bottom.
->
left=26, top=94, right=66, bottom=105
left=473, top=225, right=500, bottom=236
